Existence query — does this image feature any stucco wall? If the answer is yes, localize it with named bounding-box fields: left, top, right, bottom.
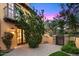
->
left=0, top=3, right=32, bottom=50
left=42, top=33, right=53, bottom=44
left=75, top=37, right=79, bottom=48
left=0, top=3, right=7, bottom=50
left=0, top=3, right=18, bottom=50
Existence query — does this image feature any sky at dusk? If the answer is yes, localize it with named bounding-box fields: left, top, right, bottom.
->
left=29, top=3, right=61, bottom=21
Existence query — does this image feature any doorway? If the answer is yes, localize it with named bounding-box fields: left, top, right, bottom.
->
left=56, top=36, right=64, bottom=45
left=6, top=28, right=25, bottom=48
left=16, top=29, right=25, bottom=45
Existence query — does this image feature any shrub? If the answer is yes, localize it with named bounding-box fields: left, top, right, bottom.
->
left=67, top=41, right=75, bottom=47
left=24, top=14, right=44, bottom=48
left=61, top=41, right=79, bottom=54
left=0, top=50, right=9, bottom=56
left=28, top=33, right=42, bottom=48
left=49, top=51, right=70, bottom=56
left=2, top=32, right=13, bottom=50
left=71, top=47, right=79, bottom=54
left=16, top=7, right=44, bottom=48
left=28, top=38, right=38, bottom=48
left=61, top=44, right=73, bottom=53
left=24, top=30, right=30, bottom=43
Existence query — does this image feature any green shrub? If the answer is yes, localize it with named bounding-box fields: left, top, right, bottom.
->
left=49, top=51, right=70, bottom=56
left=0, top=50, right=9, bottom=56
left=16, top=7, right=45, bottom=48
left=28, top=39, right=39, bottom=48
left=24, top=15, right=44, bottom=48
left=2, top=32, right=13, bottom=50
left=24, top=30, right=30, bottom=43
left=28, top=34, right=40, bottom=48
left=67, top=41, right=75, bottom=47
left=71, top=47, right=79, bottom=54
left=61, top=45, right=72, bottom=53
left=61, top=41, right=79, bottom=54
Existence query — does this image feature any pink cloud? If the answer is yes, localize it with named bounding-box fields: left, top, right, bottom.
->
left=44, top=13, right=59, bottom=21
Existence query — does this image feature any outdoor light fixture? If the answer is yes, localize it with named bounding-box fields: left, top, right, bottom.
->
left=64, top=28, right=66, bottom=30
left=11, top=32, right=15, bottom=34
left=57, top=27, right=60, bottom=30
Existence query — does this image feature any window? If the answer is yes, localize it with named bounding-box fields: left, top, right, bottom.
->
left=8, top=3, right=14, bottom=9
left=8, top=3, right=14, bottom=19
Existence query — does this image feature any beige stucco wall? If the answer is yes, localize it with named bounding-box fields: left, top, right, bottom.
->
left=0, top=3, right=18, bottom=50
left=42, top=33, right=53, bottom=44
left=0, top=20, right=18, bottom=50
left=64, top=35, right=68, bottom=45
left=75, top=37, right=79, bottom=48
left=0, top=3, right=7, bottom=50
left=64, top=36, right=79, bottom=48
left=0, top=3, right=32, bottom=50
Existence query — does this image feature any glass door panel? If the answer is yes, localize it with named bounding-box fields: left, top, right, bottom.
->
left=17, top=29, right=22, bottom=45
left=16, top=29, right=25, bottom=45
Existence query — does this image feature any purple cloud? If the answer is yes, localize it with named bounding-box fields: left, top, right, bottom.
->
left=44, top=13, right=58, bottom=21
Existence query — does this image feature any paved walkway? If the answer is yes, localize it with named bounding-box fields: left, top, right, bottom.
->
left=5, top=44, right=61, bottom=56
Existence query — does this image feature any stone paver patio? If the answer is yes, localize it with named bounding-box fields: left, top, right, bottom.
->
left=5, top=44, right=61, bottom=56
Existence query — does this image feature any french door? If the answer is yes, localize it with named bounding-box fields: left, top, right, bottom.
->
left=16, top=29, right=25, bottom=45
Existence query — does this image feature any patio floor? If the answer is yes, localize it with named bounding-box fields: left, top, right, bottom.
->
left=5, top=44, right=61, bottom=56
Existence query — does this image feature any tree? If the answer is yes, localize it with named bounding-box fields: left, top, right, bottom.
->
left=57, top=19, right=65, bottom=36
left=60, top=3, right=79, bottom=41
left=49, top=15, right=65, bottom=36
left=15, top=6, right=45, bottom=48
left=48, top=16, right=65, bottom=45
left=49, top=20, right=58, bottom=35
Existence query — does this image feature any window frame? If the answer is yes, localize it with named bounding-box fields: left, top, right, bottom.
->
left=7, top=3, right=15, bottom=19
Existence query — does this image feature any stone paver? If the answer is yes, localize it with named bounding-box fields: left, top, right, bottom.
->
left=5, top=44, right=61, bottom=56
